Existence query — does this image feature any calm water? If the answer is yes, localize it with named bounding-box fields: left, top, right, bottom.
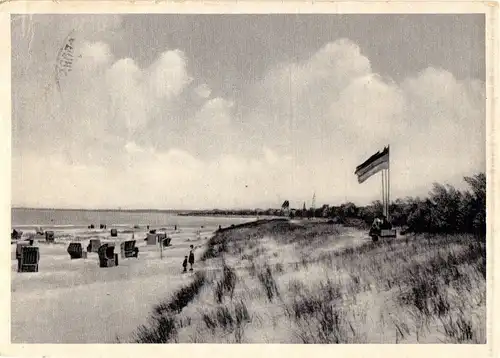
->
left=11, top=208, right=256, bottom=230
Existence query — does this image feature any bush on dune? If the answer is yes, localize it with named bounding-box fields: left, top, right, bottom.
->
left=334, top=172, right=485, bottom=237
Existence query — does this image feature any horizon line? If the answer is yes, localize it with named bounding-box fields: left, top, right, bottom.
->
left=11, top=204, right=354, bottom=212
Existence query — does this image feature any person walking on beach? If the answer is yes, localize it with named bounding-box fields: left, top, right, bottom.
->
left=182, top=256, right=188, bottom=273
left=189, top=245, right=197, bottom=271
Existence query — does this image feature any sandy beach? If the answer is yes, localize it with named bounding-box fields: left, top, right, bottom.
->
left=11, top=225, right=218, bottom=343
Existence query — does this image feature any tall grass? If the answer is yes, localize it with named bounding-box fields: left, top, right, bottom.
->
left=257, top=264, right=280, bottom=302
left=214, top=263, right=237, bottom=303
left=135, top=196, right=486, bottom=343
left=133, top=272, right=207, bottom=343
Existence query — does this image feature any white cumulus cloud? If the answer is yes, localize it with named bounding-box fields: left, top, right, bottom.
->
left=12, top=36, right=485, bottom=209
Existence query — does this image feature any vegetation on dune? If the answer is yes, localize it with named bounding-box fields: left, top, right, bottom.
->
left=133, top=173, right=486, bottom=343
left=334, top=173, right=486, bottom=235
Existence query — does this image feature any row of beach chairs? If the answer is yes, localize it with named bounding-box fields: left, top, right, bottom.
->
left=87, top=224, right=107, bottom=229
left=15, top=230, right=175, bottom=272
left=146, top=232, right=171, bottom=247
left=16, top=239, right=141, bottom=272
left=68, top=240, right=139, bottom=262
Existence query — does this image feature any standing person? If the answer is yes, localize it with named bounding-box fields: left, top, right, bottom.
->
left=182, top=256, right=188, bottom=273
left=188, top=245, right=197, bottom=271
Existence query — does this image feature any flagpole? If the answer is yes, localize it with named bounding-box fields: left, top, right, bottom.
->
left=387, top=146, right=391, bottom=222
left=385, top=169, right=388, bottom=218
left=381, top=170, right=385, bottom=217
left=385, top=169, right=389, bottom=220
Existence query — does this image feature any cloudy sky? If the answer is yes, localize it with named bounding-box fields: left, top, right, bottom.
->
left=11, top=14, right=485, bottom=210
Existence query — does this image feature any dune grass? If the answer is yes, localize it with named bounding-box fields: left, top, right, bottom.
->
left=132, top=220, right=486, bottom=343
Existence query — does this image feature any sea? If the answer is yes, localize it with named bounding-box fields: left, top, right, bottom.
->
left=11, top=208, right=256, bottom=231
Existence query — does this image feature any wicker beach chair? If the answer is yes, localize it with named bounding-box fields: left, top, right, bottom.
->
left=45, top=231, right=55, bottom=243
left=146, top=233, right=157, bottom=245
left=18, top=246, right=40, bottom=272
left=120, top=240, right=139, bottom=259
left=98, top=244, right=118, bottom=268
left=110, top=228, right=118, bottom=237
left=87, top=239, right=101, bottom=253
left=369, top=218, right=397, bottom=241
left=67, top=242, right=87, bottom=259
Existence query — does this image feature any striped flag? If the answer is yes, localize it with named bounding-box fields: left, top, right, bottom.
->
left=355, top=146, right=390, bottom=184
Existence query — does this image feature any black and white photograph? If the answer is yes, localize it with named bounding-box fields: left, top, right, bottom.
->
left=6, top=6, right=492, bottom=347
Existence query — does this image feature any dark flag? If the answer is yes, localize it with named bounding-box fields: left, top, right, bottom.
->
left=355, top=146, right=390, bottom=184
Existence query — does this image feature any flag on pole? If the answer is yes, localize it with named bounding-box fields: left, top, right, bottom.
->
left=355, top=146, right=390, bottom=184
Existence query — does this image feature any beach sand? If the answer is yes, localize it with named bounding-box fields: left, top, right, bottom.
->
left=11, top=226, right=215, bottom=343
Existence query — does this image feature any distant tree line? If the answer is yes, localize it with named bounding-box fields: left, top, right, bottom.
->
left=358, top=173, right=485, bottom=236
left=315, top=173, right=485, bottom=236
left=183, top=173, right=485, bottom=236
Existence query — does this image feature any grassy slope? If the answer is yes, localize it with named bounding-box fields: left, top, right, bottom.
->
left=132, top=219, right=486, bottom=343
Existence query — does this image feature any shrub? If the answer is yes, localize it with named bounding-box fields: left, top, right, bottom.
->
left=342, top=172, right=486, bottom=235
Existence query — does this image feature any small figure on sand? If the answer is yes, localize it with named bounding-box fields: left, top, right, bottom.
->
left=182, top=256, right=188, bottom=273
left=189, top=245, right=197, bottom=271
